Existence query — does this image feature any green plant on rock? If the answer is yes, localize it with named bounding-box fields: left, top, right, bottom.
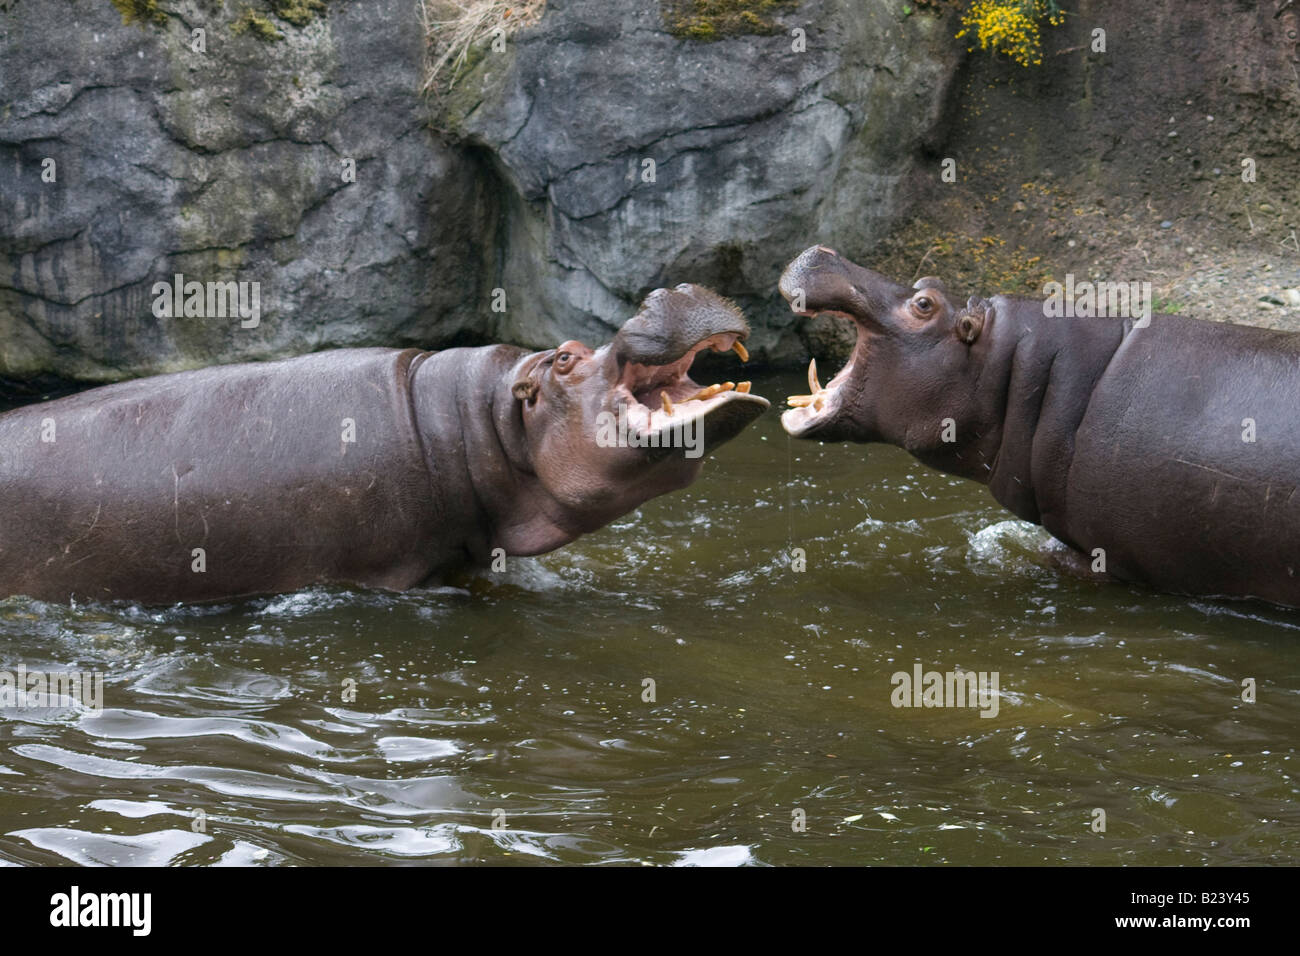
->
left=664, top=0, right=800, bottom=41
left=231, top=7, right=283, bottom=41
left=270, top=0, right=325, bottom=27
left=109, top=1, right=327, bottom=39
left=111, top=0, right=167, bottom=26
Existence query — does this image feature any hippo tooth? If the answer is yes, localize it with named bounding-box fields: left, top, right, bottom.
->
left=808, top=358, right=823, bottom=394
left=686, top=383, right=726, bottom=402
left=732, top=341, right=749, bottom=363
left=721, top=382, right=735, bottom=392
left=736, top=381, right=751, bottom=393
left=661, top=392, right=674, bottom=416
left=787, top=395, right=814, bottom=407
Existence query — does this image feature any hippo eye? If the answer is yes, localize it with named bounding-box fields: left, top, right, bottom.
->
left=554, top=351, right=575, bottom=374
left=912, top=295, right=935, bottom=316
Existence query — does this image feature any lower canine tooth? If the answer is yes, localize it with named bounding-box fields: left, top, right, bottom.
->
left=808, top=358, right=823, bottom=394
left=787, top=395, right=813, bottom=407
left=732, top=341, right=749, bottom=363
left=736, top=381, right=751, bottom=393
left=661, top=393, right=673, bottom=416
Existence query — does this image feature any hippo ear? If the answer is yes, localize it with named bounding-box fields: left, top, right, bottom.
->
left=955, top=297, right=989, bottom=345
left=511, top=351, right=551, bottom=403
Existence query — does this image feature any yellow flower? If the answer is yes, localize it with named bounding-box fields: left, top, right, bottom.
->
left=958, top=0, right=1062, bottom=68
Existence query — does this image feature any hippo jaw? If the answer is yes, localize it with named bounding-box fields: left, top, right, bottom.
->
left=776, top=245, right=954, bottom=442
left=509, top=284, right=769, bottom=534
left=613, top=333, right=769, bottom=459
left=605, top=283, right=770, bottom=462
left=776, top=245, right=891, bottom=440
left=779, top=347, right=859, bottom=439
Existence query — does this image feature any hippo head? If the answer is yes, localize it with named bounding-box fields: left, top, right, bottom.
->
left=778, top=245, right=991, bottom=462
left=502, top=284, right=769, bottom=543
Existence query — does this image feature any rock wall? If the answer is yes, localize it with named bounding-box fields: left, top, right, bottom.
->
left=0, top=0, right=962, bottom=382
left=443, top=0, right=961, bottom=359
left=1, top=0, right=489, bottom=382
left=5, top=0, right=1292, bottom=385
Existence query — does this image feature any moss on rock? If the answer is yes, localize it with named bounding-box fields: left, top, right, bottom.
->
left=113, top=1, right=327, bottom=42
left=270, top=0, right=326, bottom=28
left=111, top=0, right=167, bottom=26
left=663, top=0, right=799, bottom=40
left=231, top=7, right=283, bottom=41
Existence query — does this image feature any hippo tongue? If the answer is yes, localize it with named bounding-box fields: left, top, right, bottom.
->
left=613, top=284, right=750, bottom=366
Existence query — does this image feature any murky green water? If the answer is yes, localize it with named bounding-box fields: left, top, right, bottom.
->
left=0, top=369, right=1296, bottom=866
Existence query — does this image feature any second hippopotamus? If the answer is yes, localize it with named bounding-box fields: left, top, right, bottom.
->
left=0, top=285, right=767, bottom=605
left=779, top=244, right=1300, bottom=607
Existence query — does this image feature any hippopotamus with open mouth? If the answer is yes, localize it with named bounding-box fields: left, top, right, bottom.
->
left=0, top=284, right=767, bottom=604
left=779, top=244, right=1300, bottom=607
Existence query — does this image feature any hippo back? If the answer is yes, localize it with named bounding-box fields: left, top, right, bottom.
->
left=1060, top=314, right=1300, bottom=603
left=0, top=348, right=439, bottom=603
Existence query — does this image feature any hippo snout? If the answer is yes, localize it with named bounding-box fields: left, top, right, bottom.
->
left=779, top=245, right=857, bottom=316
left=779, top=246, right=909, bottom=325
left=613, top=283, right=750, bottom=367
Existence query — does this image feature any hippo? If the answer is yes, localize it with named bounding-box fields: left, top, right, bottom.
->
left=0, top=284, right=767, bottom=604
left=778, top=244, right=1300, bottom=607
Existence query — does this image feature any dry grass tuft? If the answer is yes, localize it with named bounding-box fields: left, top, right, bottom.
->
left=420, top=0, right=545, bottom=95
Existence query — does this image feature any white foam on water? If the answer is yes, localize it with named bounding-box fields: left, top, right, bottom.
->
left=376, top=735, right=460, bottom=762
left=87, top=799, right=175, bottom=819
left=12, top=826, right=210, bottom=866
left=282, top=822, right=461, bottom=858
left=671, top=844, right=760, bottom=867
left=966, top=519, right=1052, bottom=570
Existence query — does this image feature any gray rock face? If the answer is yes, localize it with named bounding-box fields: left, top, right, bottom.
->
left=1, top=0, right=961, bottom=382
left=448, top=0, right=960, bottom=360
left=1, top=0, right=488, bottom=382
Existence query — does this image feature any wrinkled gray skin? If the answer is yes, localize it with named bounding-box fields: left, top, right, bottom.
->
left=780, top=245, right=1300, bottom=607
left=0, top=284, right=767, bottom=605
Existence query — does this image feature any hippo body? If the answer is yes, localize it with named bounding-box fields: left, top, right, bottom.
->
left=1, top=348, right=442, bottom=604
left=780, top=245, right=1300, bottom=607
left=1047, top=310, right=1300, bottom=604
left=961, top=301, right=1300, bottom=604
left=0, top=285, right=766, bottom=604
